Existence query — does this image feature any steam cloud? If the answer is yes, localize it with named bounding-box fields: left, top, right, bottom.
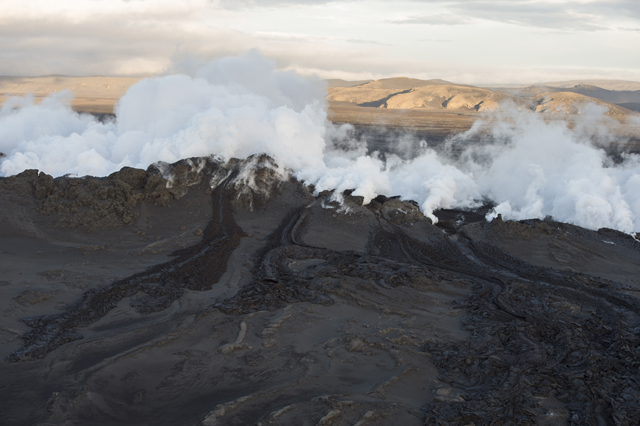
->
left=1, top=52, right=639, bottom=233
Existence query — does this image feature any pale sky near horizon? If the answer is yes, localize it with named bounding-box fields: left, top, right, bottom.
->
left=1, top=0, right=639, bottom=84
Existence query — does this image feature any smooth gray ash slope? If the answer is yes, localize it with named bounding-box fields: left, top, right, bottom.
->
left=1, top=156, right=639, bottom=426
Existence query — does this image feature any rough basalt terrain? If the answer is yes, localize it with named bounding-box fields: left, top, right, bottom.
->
left=1, top=155, right=639, bottom=426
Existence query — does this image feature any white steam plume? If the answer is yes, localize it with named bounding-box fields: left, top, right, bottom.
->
left=455, top=108, right=640, bottom=233
left=1, top=52, right=639, bottom=233
left=0, top=52, right=327, bottom=177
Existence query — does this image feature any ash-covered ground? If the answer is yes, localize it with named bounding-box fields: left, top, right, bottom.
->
left=1, top=155, right=640, bottom=426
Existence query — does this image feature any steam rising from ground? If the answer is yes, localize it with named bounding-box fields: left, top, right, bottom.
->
left=1, top=52, right=639, bottom=233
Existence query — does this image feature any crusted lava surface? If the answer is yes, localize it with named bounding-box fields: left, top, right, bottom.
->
left=1, top=155, right=639, bottom=426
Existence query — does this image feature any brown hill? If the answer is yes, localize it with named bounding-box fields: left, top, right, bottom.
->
left=544, top=79, right=640, bottom=91
left=328, top=78, right=506, bottom=111
left=385, top=85, right=517, bottom=112
left=358, top=77, right=463, bottom=90
left=0, top=75, right=142, bottom=114
left=488, top=83, right=640, bottom=112
left=329, top=78, right=637, bottom=118
left=326, top=79, right=372, bottom=88
left=327, top=87, right=404, bottom=106
left=326, top=78, right=472, bottom=107
left=533, top=91, right=634, bottom=117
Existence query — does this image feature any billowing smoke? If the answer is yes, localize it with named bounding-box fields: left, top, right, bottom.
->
left=456, top=109, right=640, bottom=233
left=1, top=52, right=639, bottom=233
left=0, top=52, right=327, bottom=177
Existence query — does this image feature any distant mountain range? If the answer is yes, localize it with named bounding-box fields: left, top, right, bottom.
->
left=328, top=77, right=640, bottom=116
left=484, top=84, right=640, bottom=113
left=1, top=75, right=639, bottom=116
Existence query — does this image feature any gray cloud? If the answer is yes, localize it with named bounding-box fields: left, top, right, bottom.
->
left=0, top=14, right=253, bottom=76
left=0, top=11, right=386, bottom=78
left=218, top=0, right=341, bottom=9
left=392, top=14, right=471, bottom=25
left=407, top=0, right=640, bottom=31
left=418, top=38, right=453, bottom=42
left=450, top=1, right=605, bottom=31
left=614, top=0, right=640, bottom=19
left=217, top=0, right=640, bottom=24
left=0, top=0, right=638, bottom=83
left=345, top=38, right=386, bottom=45
left=254, top=32, right=384, bottom=45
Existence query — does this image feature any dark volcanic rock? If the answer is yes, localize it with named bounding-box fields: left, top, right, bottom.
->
left=1, top=155, right=639, bottom=426
left=0, top=158, right=219, bottom=233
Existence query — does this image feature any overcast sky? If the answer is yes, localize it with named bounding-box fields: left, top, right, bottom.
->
left=1, top=0, right=639, bottom=84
